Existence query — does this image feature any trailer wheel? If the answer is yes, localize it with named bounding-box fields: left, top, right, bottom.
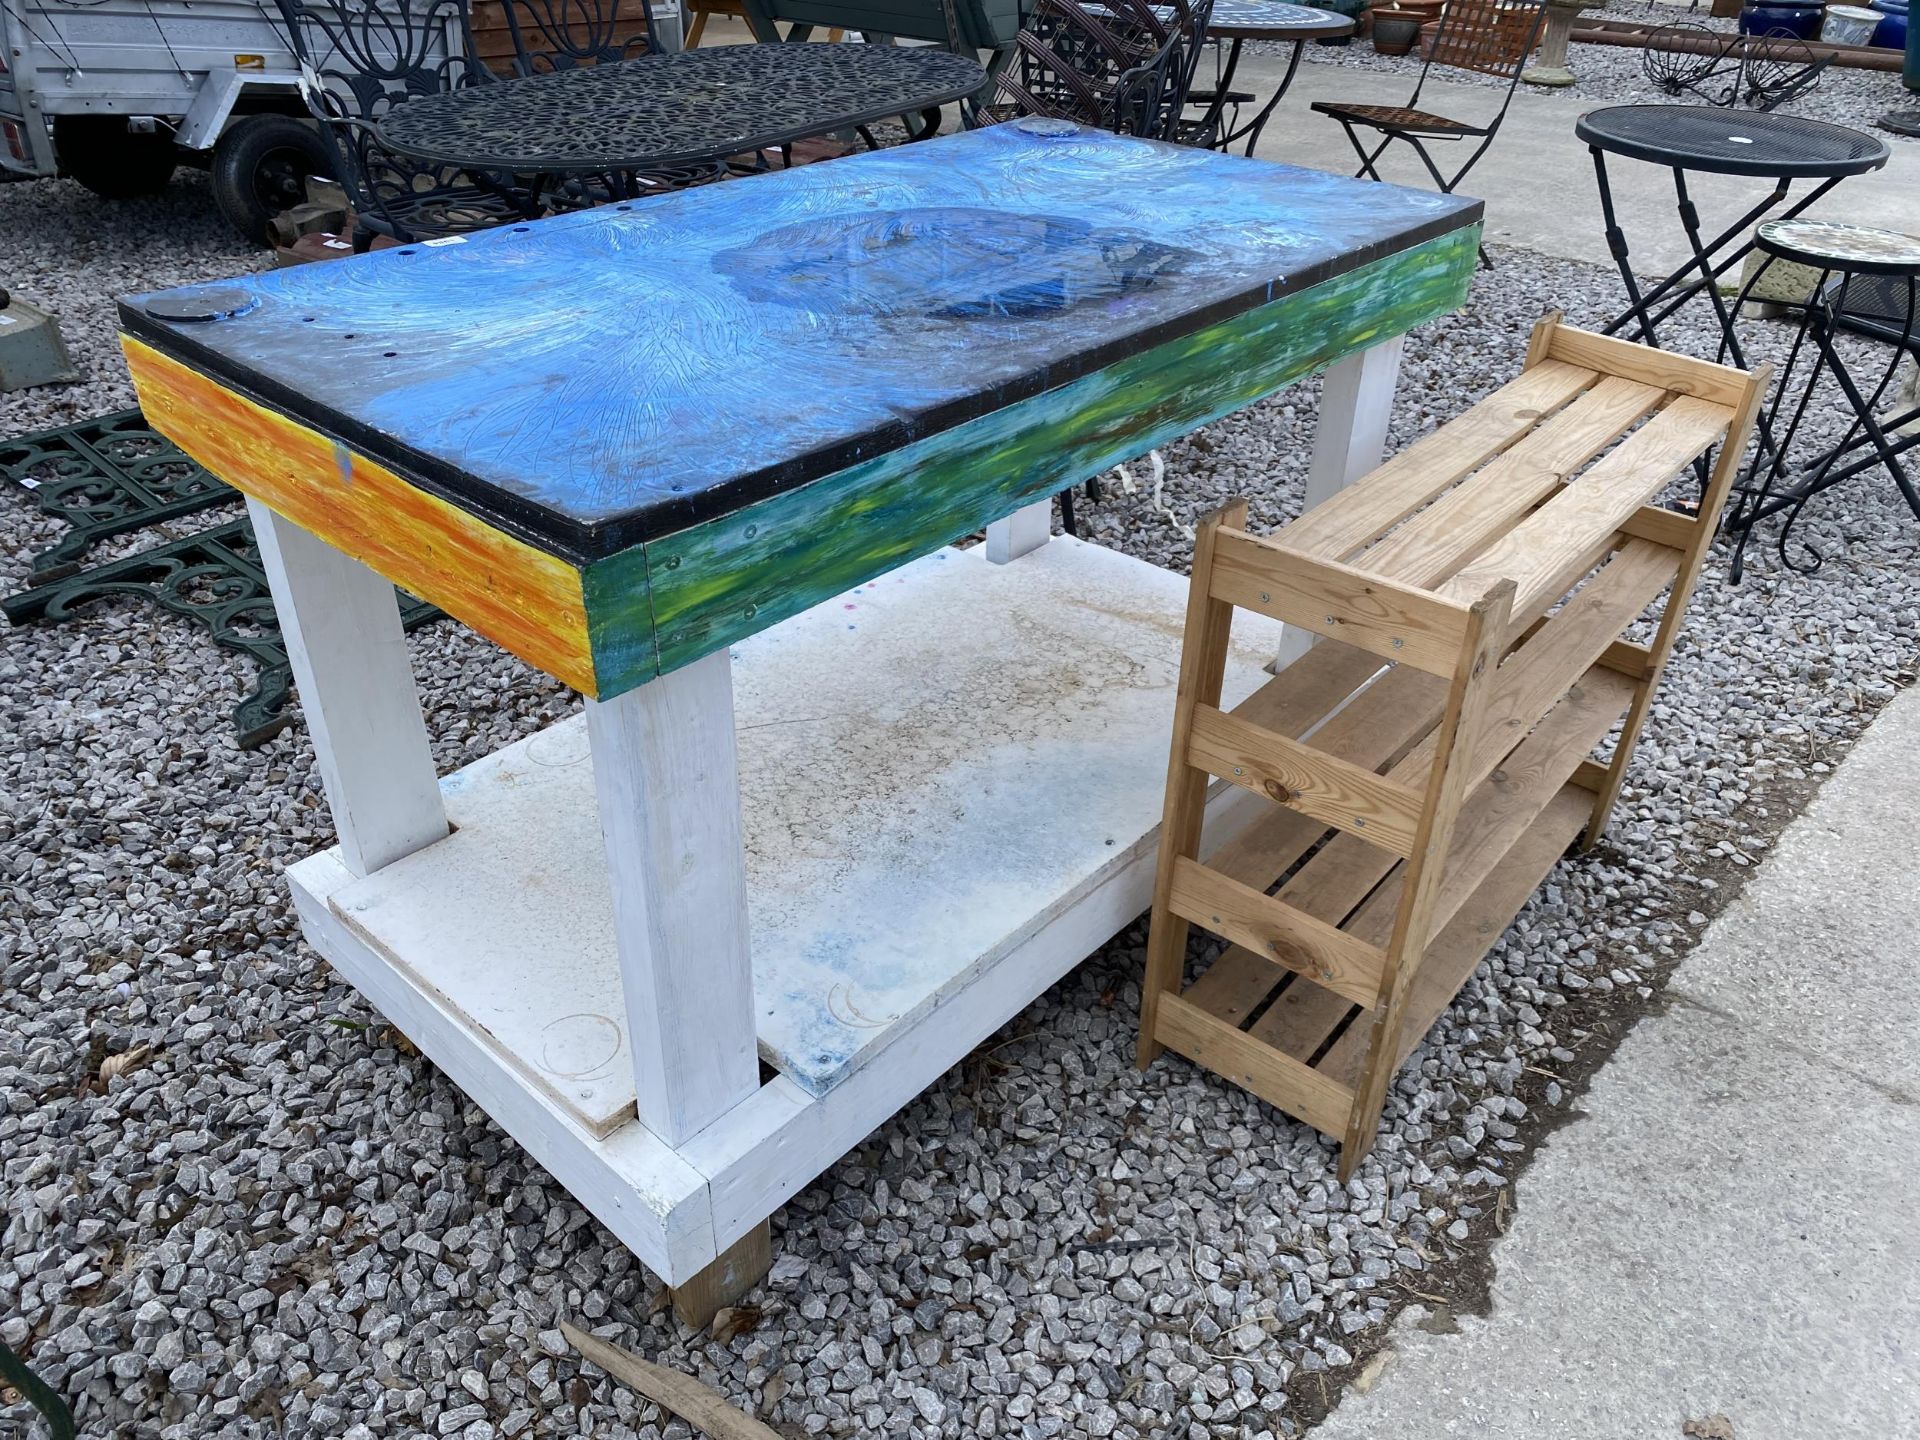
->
left=53, top=116, right=177, bottom=199
left=212, top=116, right=333, bottom=246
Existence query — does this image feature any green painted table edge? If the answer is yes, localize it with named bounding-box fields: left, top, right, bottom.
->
left=582, top=222, right=1480, bottom=698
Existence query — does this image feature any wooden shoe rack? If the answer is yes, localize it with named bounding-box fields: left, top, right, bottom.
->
left=1136, top=317, right=1768, bottom=1177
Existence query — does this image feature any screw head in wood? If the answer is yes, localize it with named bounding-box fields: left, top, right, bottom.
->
left=1392, top=637, right=1403, bottom=649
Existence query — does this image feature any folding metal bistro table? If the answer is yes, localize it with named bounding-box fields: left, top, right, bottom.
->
left=1184, top=2, right=1356, bottom=154
left=1578, top=104, right=1889, bottom=367
left=119, top=121, right=1481, bottom=1321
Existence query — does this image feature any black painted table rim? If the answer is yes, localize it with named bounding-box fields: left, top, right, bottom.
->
left=1574, top=104, right=1890, bottom=180
left=375, top=43, right=988, bottom=176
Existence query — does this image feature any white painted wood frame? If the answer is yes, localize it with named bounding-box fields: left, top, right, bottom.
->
left=288, top=782, right=1274, bottom=1279
left=585, top=651, right=763, bottom=1147
left=247, top=497, right=449, bottom=877
left=1276, top=335, right=1408, bottom=669
left=984, top=497, right=1052, bottom=563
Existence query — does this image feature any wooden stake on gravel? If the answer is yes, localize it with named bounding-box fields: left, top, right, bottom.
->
left=560, top=1321, right=781, bottom=1440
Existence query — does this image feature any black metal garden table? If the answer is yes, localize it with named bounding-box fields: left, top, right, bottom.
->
left=1577, top=104, right=1889, bottom=368
left=375, top=42, right=987, bottom=187
left=1184, top=1, right=1355, bottom=155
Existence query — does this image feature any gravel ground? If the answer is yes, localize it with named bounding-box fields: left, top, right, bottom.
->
left=5, top=165, right=1920, bottom=1440
left=1288, top=0, right=1919, bottom=137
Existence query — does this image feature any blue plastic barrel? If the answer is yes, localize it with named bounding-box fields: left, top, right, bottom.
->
left=1871, top=0, right=1910, bottom=50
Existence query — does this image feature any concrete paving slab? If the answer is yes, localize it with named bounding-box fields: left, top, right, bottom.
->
left=1310, top=686, right=1920, bottom=1439
left=1237, top=59, right=1920, bottom=272
left=1667, top=695, right=1920, bottom=1099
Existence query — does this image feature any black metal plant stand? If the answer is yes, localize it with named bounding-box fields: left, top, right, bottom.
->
left=1722, top=219, right=1920, bottom=579
left=1, top=409, right=236, bottom=579
left=1639, top=23, right=1830, bottom=112
left=2, top=518, right=442, bottom=747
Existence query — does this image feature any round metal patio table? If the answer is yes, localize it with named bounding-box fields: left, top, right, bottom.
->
left=1185, top=2, right=1355, bottom=154
left=375, top=43, right=988, bottom=179
left=1575, top=104, right=1889, bottom=366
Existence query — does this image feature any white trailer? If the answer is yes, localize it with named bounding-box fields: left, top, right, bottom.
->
left=0, top=0, right=345, bottom=239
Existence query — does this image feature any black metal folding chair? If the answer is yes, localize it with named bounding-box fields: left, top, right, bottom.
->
left=1311, top=0, right=1545, bottom=265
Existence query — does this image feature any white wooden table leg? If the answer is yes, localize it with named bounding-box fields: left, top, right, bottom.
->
left=1277, top=335, right=1408, bottom=669
left=248, top=497, right=449, bottom=877
left=984, top=497, right=1052, bottom=564
left=586, top=648, right=761, bottom=1148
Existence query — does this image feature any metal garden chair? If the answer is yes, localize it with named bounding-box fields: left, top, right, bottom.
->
left=273, top=0, right=544, bottom=247
left=1310, top=0, right=1546, bottom=265
left=497, top=0, right=661, bottom=71
left=974, top=0, right=1212, bottom=145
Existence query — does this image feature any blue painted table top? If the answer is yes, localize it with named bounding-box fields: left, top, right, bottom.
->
left=122, top=121, right=1479, bottom=561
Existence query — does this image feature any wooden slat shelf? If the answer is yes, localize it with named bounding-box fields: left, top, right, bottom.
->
left=1139, top=316, right=1770, bottom=1177
left=1178, top=778, right=1595, bottom=1106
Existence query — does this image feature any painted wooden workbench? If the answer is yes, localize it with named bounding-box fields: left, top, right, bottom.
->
left=121, top=120, right=1481, bottom=1319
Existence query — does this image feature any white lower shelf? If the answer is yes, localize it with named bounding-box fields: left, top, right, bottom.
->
left=287, top=537, right=1285, bottom=1282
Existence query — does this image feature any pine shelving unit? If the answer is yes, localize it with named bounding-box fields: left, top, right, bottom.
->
left=1137, top=317, right=1769, bottom=1176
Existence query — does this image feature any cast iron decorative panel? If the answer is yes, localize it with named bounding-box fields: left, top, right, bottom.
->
left=2, top=409, right=236, bottom=579
left=2, top=519, right=443, bottom=748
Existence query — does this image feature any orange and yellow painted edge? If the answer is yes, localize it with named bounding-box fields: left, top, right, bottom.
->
left=122, top=336, right=600, bottom=696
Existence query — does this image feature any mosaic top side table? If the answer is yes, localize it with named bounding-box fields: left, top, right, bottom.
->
left=122, top=120, right=1481, bottom=1320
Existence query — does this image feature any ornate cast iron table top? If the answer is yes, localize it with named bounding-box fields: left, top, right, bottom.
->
left=1575, top=105, right=1888, bottom=180
left=372, top=41, right=987, bottom=175
left=120, top=123, right=1480, bottom=563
